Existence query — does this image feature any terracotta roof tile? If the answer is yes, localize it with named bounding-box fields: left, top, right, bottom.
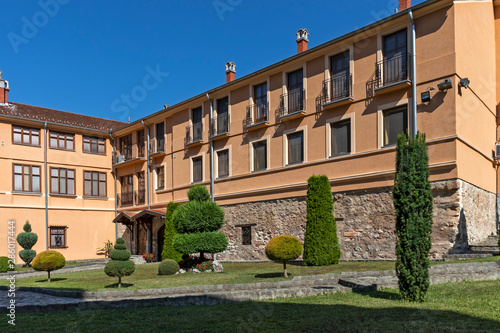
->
left=0, top=102, right=125, bottom=131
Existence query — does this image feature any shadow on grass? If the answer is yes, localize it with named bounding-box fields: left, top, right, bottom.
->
left=35, top=278, right=68, bottom=283
left=254, top=273, right=290, bottom=279
left=104, top=283, right=135, bottom=289
left=353, top=289, right=402, bottom=301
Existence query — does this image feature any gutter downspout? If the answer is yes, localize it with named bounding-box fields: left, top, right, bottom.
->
left=110, top=133, right=118, bottom=239
left=44, top=122, right=49, bottom=250
left=206, top=93, right=215, bottom=203
left=141, top=120, right=151, bottom=209
left=409, top=9, right=417, bottom=138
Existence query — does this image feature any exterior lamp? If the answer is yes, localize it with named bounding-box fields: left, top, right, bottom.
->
left=459, top=78, right=470, bottom=89
left=421, top=87, right=434, bottom=103
left=437, top=79, right=452, bottom=91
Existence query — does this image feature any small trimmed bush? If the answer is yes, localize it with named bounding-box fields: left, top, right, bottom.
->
left=187, top=185, right=211, bottom=202
left=104, top=238, right=135, bottom=288
left=0, top=256, right=15, bottom=273
left=161, top=202, right=183, bottom=262
left=32, top=251, right=66, bottom=282
left=265, top=235, right=302, bottom=277
left=158, top=259, right=180, bottom=275
left=173, top=232, right=228, bottom=254
left=173, top=201, right=225, bottom=233
left=16, top=221, right=38, bottom=266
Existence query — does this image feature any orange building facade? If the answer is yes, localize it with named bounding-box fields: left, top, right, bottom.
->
left=2, top=0, right=499, bottom=262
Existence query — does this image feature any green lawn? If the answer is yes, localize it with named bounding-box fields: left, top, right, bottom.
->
left=12, top=261, right=84, bottom=272
left=2, top=279, right=499, bottom=332
left=1, top=256, right=498, bottom=292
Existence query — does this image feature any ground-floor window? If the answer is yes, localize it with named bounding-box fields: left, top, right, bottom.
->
left=49, top=226, right=67, bottom=248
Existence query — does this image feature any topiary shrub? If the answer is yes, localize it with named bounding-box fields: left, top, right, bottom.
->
left=172, top=186, right=228, bottom=260
left=158, top=259, right=180, bottom=275
left=31, top=250, right=65, bottom=282
left=394, top=132, right=433, bottom=302
left=265, top=235, right=302, bottom=277
left=161, top=202, right=183, bottom=262
left=304, top=175, right=340, bottom=266
left=16, top=221, right=38, bottom=267
left=187, top=184, right=211, bottom=202
left=0, top=256, right=15, bottom=273
left=104, top=238, right=135, bottom=288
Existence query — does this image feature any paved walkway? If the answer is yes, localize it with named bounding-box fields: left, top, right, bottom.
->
left=1, top=261, right=498, bottom=313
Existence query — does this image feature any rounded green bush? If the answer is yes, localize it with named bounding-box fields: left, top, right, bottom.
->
left=116, top=238, right=125, bottom=244
left=104, top=260, right=135, bottom=278
left=32, top=250, right=65, bottom=281
left=19, top=249, right=36, bottom=266
left=114, top=243, right=127, bottom=250
left=173, top=232, right=228, bottom=254
left=16, top=221, right=38, bottom=250
left=265, top=235, right=303, bottom=263
left=187, top=185, right=211, bottom=202
left=173, top=201, right=224, bottom=233
left=158, top=259, right=180, bottom=275
left=0, top=256, right=14, bottom=273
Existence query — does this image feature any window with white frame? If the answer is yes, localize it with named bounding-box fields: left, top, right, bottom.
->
left=192, top=156, right=203, bottom=183
left=252, top=140, right=267, bottom=171
left=287, top=131, right=304, bottom=164
left=156, top=166, right=165, bottom=190
left=217, top=149, right=229, bottom=178
left=330, top=120, right=351, bottom=157
left=13, top=164, right=40, bottom=192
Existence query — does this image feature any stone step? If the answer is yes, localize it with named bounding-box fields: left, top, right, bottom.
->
left=471, top=235, right=499, bottom=247
left=469, top=246, right=500, bottom=254
left=442, top=253, right=492, bottom=261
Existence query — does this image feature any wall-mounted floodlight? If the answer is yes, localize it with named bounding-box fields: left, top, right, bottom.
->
left=459, top=78, right=470, bottom=89
left=421, top=87, right=435, bottom=103
left=437, top=79, right=453, bottom=91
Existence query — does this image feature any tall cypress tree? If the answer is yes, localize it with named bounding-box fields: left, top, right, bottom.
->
left=161, top=202, right=182, bottom=262
left=303, top=175, right=340, bottom=266
left=394, top=132, right=433, bottom=302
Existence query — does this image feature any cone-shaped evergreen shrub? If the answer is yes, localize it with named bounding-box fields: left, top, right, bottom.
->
left=0, top=256, right=15, bottom=273
left=158, top=259, right=180, bottom=275
left=265, top=235, right=302, bottom=277
left=161, top=202, right=183, bottom=262
left=172, top=186, right=228, bottom=260
left=16, top=221, right=38, bottom=266
left=394, top=132, right=433, bottom=302
left=31, top=250, right=65, bottom=282
left=104, top=238, right=135, bottom=287
left=303, top=175, right=340, bottom=266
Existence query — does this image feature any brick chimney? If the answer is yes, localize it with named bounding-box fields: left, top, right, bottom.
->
left=0, top=71, right=9, bottom=105
left=225, top=62, right=236, bottom=83
left=296, top=29, right=309, bottom=53
left=399, top=0, right=411, bottom=11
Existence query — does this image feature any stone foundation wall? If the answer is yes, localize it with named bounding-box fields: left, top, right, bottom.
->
left=218, top=179, right=496, bottom=261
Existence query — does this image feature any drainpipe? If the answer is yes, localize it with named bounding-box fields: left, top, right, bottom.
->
left=141, top=120, right=151, bottom=209
left=206, top=93, right=215, bottom=203
left=409, top=9, right=417, bottom=138
left=110, top=132, right=118, bottom=239
left=44, top=122, right=49, bottom=250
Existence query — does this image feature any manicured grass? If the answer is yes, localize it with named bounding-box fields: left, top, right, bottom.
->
left=1, top=256, right=498, bottom=292
left=2, top=280, right=499, bottom=332
left=13, top=261, right=84, bottom=272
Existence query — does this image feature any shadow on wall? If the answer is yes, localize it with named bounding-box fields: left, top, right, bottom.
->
left=450, top=208, right=469, bottom=254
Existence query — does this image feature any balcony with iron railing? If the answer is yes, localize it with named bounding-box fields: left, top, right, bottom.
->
left=185, top=122, right=204, bottom=146
left=211, top=113, right=230, bottom=138
left=118, top=192, right=134, bottom=206
left=112, top=144, right=146, bottom=167
left=322, top=73, right=353, bottom=108
left=375, top=53, right=412, bottom=93
left=245, top=101, right=269, bottom=130
left=278, top=88, right=306, bottom=120
left=149, top=137, right=166, bottom=156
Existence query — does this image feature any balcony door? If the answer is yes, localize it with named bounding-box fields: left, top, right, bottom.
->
left=120, top=175, right=133, bottom=205
left=137, top=172, right=145, bottom=204
left=155, top=122, right=165, bottom=152
left=254, top=83, right=267, bottom=122
left=382, top=29, right=407, bottom=85
left=216, top=97, right=229, bottom=134
left=192, top=107, right=203, bottom=141
left=330, top=51, right=350, bottom=100
left=287, top=69, right=303, bottom=113
left=120, top=134, right=132, bottom=159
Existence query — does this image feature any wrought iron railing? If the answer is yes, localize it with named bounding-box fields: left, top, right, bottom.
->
left=135, top=189, right=145, bottom=205
left=149, top=138, right=165, bottom=155
left=322, top=73, right=352, bottom=103
left=185, top=122, right=203, bottom=144
left=278, top=88, right=306, bottom=118
left=245, top=101, right=269, bottom=127
left=375, top=53, right=411, bottom=88
left=118, top=192, right=134, bottom=206
left=211, top=113, right=230, bottom=137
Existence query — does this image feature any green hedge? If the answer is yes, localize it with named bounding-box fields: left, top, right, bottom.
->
left=172, top=200, right=225, bottom=233
left=187, top=185, right=211, bottom=202
left=303, top=175, right=340, bottom=266
left=172, top=232, right=228, bottom=254
left=158, top=259, right=180, bottom=275
left=0, top=256, right=14, bottom=273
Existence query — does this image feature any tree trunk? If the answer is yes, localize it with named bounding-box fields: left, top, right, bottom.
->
left=48, top=270, right=51, bottom=282
left=200, top=251, right=205, bottom=261
left=118, top=276, right=122, bottom=288
left=283, top=262, right=288, bottom=278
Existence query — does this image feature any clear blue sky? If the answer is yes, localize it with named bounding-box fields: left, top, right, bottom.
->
left=1, top=0, right=426, bottom=122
